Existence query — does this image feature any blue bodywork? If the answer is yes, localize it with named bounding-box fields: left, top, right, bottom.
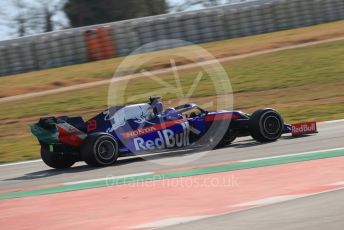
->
left=81, top=103, right=288, bottom=156
left=31, top=101, right=292, bottom=158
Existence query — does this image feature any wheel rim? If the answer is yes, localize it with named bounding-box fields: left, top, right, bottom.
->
left=263, top=115, right=281, bottom=136
left=97, top=140, right=116, bottom=161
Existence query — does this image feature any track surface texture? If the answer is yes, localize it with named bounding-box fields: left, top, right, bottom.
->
left=0, top=120, right=343, bottom=191
left=162, top=188, right=344, bottom=230
left=0, top=120, right=343, bottom=230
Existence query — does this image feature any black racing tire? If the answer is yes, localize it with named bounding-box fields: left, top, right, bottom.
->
left=216, top=129, right=237, bottom=148
left=40, top=146, right=76, bottom=169
left=249, top=109, right=284, bottom=142
left=81, top=133, right=119, bottom=167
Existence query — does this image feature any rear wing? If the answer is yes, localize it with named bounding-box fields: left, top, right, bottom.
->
left=30, top=116, right=87, bottom=147
left=56, top=122, right=87, bottom=147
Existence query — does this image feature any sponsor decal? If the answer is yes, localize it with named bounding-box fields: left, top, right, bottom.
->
left=57, top=123, right=87, bottom=147
left=87, top=119, right=97, bottom=132
left=122, top=126, right=157, bottom=139
left=133, top=122, right=190, bottom=151
left=291, top=122, right=317, bottom=136
left=104, top=104, right=155, bottom=133
left=121, top=119, right=187, bottom=139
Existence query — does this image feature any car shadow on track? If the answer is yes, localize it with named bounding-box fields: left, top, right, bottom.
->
left=4, top=142, right=267, bottom=181
left=3, top=165, right=98, bottom=181
left=5, top=136, right=314, bottom=181
left=3, top=157, right=150, bottom=181
left=229, top=140, right=270, bottom=149
left=280, top=134, right=315, bottom=140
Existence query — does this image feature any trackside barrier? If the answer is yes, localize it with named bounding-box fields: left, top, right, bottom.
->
left=84, top=27, right=116, bottom=61
left=0, top=0, right=343, bottom=76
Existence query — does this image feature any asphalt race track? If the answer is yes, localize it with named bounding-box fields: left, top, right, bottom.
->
left=0, top=120, right=344, bottom=229
left=1, top=120, right=344, bottom=190
left=163, top=188, right=344, bottom=230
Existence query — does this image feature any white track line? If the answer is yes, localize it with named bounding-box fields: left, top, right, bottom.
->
left=328, top=181, right=344, bottom=186
left=240, top=147, right=344, bottom=163
left=63, top=172, right=153, bottom=185
left=1, top=36, right=344, bottom=104
left=132, top=215, right=214, bottom=229
left=231, top=186, right=344, bottom=210
left=232, top=195, right=306, bottom=207
left=321, top=119, right=344, bottom=124
left=0, top=159, right=42, bottom=167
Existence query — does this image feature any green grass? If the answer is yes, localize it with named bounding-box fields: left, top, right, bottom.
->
left=0, top=136, right=40, bottom=163
left=0, top=20, right=343, bottom=98
left=1, top=40, right=344, bottom=120
left=1, top=35, right=344, bottom=163
left=280, top=103, right=344, bottom=123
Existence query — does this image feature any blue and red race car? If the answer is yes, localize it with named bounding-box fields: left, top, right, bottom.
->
left=30, top=96, right=317, bottom=169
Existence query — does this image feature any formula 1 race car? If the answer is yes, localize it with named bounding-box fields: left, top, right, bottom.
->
left=30, top=96, right=318, bottom=169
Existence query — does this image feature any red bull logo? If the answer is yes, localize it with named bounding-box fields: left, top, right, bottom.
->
left=292, top=122, right=317, bottom=136
left=104, top=103, right=154, bottom=133
left=133, top=123, right=190, bottom=151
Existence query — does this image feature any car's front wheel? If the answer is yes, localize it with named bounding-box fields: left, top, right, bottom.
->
left=41, top=146, right=76, bottom=169
left=81, top=133, right=119, bottom=167
left=249, top=109, right=284, bottom=142
left=216, top=129, right=237, bottom=148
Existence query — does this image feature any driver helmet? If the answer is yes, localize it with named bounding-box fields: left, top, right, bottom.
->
left=164, top=108, right=182, bottom=120
left=149, top=96, right=163, bottom=115
left=153, top=101, right=163, bottom=115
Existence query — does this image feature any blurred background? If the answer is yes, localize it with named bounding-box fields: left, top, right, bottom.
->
left=0, top=0, right=253, bottom=41
left=0, top=0, right=343, bottom=163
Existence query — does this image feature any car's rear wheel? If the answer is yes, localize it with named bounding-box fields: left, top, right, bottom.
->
left=81, top=133, right=119, bottom=167
left=41, top=146, right=76, bottom=169
left=249, top=109, right=284, bottom=142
